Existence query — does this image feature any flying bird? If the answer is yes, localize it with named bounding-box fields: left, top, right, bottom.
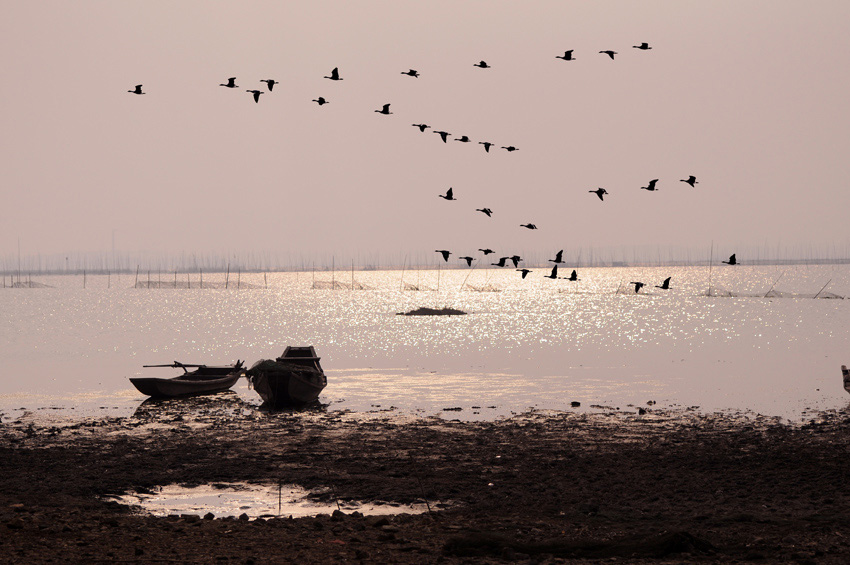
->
left=520, top=223, right=538, bottom=230
left=545, top=265, right=559, bottom=279
left=565, top=269, right=580, bottom=282
left=475, top=208, right=493, bottom=217
left=599, top=50, right=617, bottom=60
left=633, top=43, right=652, bottom=50
left=680, top=175, right=698, bottom=187
left=656, top=277, right=671, bottom=290
left=128, top=85, right=145, bottom=95
left=246, top=89, right=263, bottom=103
left=549, top=250, right=564, bottom=264
left=434, top=130, right=450, bottom=143
left=312, top=97, right=329, bottom=105
left=459, top=256, right=475, bottom=267
left=479, top=141, right=494, bottom=152
left=502, top=146, right=519, bottom=152
left=219, top=77, right=239, bottom=88
left=260, top=79, right=279, bottom=91
left=455, top=135, right=471, bottom=143
left=630, top=281, right=645, bottom=293
left=556, top=50, right=575, bottom=61
left=412, top=123, right=430, bottom=132
left=473, top=61, right=491, bottom=68
left=436, top=250, right=451, bottom=262
left=722, top=254, right=737, bottom=265
left=510, top=255, right=522, bottom=268
left=589, top=188, right=608, bottom=201
left=492, top=257, right=509, bottom=267
left=375, top=103, right=392, bottom=115
left=640, top=179, right=659, bottom=191
left=324, top=67, right=342, bottom=81
left=401, top=69, right=420, bottom=78
left=438, top=187, right=456, bottom=201
left=479, top=248, right=495, bottom=255
left=517, top=269, right=532, bottom=279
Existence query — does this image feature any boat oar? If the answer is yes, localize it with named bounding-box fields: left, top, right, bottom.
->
left=142, top=362, right=205, bottom=368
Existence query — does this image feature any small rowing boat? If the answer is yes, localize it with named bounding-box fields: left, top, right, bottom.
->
left=247, top=346, right=327, bottom=408
left=130, top=361, right=245, bottom=398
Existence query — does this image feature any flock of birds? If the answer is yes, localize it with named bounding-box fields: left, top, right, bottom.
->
left=128, top=43, right=732, bottom=293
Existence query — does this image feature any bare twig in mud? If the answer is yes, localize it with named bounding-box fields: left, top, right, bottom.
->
left=325, top=466, right=341, bottom=512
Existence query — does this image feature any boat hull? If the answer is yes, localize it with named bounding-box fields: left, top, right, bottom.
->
left=248, top=346, right=327, bottom=408
left=130, top=370, right=242, bottom=398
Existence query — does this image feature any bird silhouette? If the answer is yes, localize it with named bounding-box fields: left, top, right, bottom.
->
left=476, top=208, right=493, bottom=217
left=436, top=250, right=451, bottom=262
left=520, top=223, right=538, bottom=230
left=454, top=135, right=471, bottom=143
left=479, top=141, right=494, bottom=152
left=549, top=250, right=564, bottom=263
left=434, top=130, right=450, bottom=143
left=630, top=281, right=645, bottom=293
left=401, top=69, right=420, bottom=78
left=545, top=265, right=559, bottom=279
left=502, top=146, right=519, bottom=152
left=656, top=277, right=671, bottom=290
left=459, top=256, right=475, bottom=267
left=324, top=67, right=342, bottom=81
left=589, top=188, right=608, bottom=201
left=640, top=179, right=659, bottom=191
left=722, top=254, right=737, bottom=265
left=556, top=50, right=575, bottom=61
left=565, top=269, right=580, bottom=282
left=220, top=77, right=239, bottom=88
left=438, top=187, right=456, bottom=201
left=260, top=79, right=278, bottom=91
left=510, top=255, right=522, bottom=268
left=633, top=43, right=652, bottom=50
left=412, top=123, right=430, bottom=132
left=492, top=257, right=509, bottom=267
left=246, top=89, right=263, bottom=103
left=517, top=269, right=532, bottom=279
left=474, top=60, right=491, bottom=68
left=375, top=103, right=392, bottom=115
left=312, top=97, right=329, bottom=105
left=479, top=248, right=495, bottom=255
left=600, top=50, right=617, bottom=59
left=680, top=176, right=698, bottom=187
left=128, top=84, right=145, bottom=95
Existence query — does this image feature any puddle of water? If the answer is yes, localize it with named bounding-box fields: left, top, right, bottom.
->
left=108, top=482, right=436, bottom=518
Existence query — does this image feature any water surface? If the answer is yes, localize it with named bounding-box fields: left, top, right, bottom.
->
left=2, top=265, right=849, bottom=422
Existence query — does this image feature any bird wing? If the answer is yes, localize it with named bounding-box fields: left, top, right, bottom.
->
left=446, top=187, right=453, bottom=198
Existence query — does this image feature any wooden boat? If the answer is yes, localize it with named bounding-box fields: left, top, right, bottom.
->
left=247, top=346, right=327, bottom=408
left=843, top=365, right=850, bottom=395
left=130, top=361, right=245, bottom=398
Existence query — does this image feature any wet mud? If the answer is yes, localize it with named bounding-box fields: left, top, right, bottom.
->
left=2, top=396, right=850, bottom=563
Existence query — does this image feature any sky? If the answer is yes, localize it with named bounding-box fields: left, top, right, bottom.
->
left=3, top=1, right=850, bottom=268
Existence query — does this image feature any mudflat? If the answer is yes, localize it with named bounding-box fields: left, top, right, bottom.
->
left=2, top=397, right=850, bottom=563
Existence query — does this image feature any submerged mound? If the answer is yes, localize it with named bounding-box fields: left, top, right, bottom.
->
left=397, top=307, right=467, bottom=316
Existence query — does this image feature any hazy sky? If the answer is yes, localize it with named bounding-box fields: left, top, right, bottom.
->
left=3, top=1, right=850, bottom=264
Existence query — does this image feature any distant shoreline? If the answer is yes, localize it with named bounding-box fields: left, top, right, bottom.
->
left=3, top=258, right=850, bottom=277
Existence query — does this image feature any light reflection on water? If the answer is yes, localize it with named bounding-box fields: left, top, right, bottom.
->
left=1, top=265, right=849, bottom=422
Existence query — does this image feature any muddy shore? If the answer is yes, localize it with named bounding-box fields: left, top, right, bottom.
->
left=2, top=397, right=850, bottom=563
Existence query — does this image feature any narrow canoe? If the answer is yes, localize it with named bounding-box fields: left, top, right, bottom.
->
left=130, top=362, right=245, bottom=398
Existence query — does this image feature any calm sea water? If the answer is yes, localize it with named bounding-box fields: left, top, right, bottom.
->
left=1, top=264, right=849, bottom=422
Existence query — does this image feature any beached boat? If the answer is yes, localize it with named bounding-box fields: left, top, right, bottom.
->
left=130, top=361, right=245, bottom=398
left=247, top=346, right=327, bottom=408
left=843, top=365, right=850, bottom=395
